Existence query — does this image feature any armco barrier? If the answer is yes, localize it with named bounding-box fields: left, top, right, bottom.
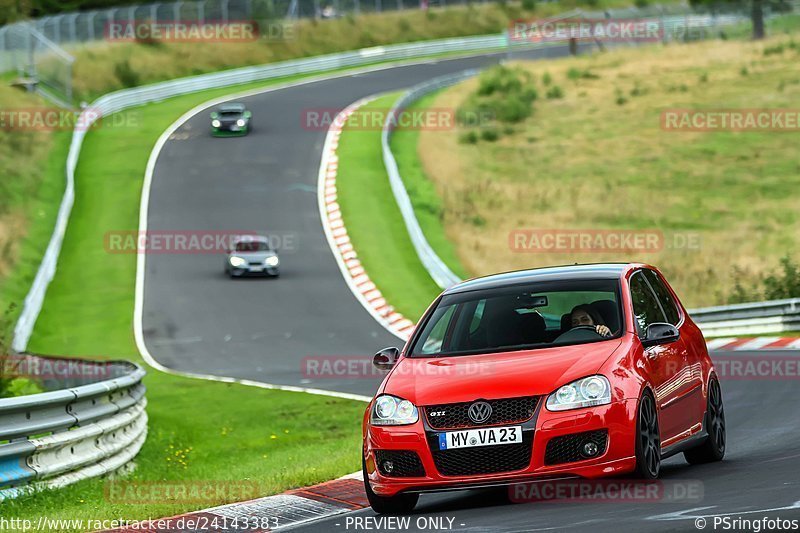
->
left=381, top=69, right=478, bottom=289
left=0, top=355, right=146, bottom=500
left=689, top=298, right=800, bottom=337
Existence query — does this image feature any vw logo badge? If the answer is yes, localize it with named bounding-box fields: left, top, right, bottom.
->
left=468, top=401, right=492, bottom=424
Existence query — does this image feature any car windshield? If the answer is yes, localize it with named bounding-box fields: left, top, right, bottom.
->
left=234, top=241, right=270, bottom=252
left=220, top=110, right=243, bottom=117
left=410, top=279, right=623, bottom=357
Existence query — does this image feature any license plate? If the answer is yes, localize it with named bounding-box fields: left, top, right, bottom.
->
left=438, top=426, right=522, bottom=450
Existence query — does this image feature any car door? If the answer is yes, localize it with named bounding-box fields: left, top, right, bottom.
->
left=629, top=271, right=688, bottom=443
left=642, top=269, right=705, bottom=435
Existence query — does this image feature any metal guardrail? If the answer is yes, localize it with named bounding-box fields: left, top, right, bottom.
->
left=0, top=355, right=147, bottom=500
left=689, top=299, right=800, bottom=337
left=11, top=33, right=507, bottom=353
left=381, top=69, right=477, bottom=289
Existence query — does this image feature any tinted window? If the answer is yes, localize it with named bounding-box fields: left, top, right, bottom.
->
left=629, top=272, right=667, bottom=337
left=643, top=270, right=681, bottom=325
left=235, top=241, right=270, bottom=252
left=410, top=279, right=622, bottom=357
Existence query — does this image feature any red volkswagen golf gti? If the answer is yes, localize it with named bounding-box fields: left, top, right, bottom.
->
left=362, top=263, right=725, bottom=513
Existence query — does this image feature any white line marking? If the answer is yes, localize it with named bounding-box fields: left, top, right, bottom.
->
left=647, top=500, right=800, bottom=521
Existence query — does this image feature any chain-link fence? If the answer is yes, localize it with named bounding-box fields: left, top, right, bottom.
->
left=2, top=0, right=799, bottom=104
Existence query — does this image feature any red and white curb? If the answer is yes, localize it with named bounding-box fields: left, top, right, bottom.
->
left=106, top=472, right=367, bottom=532
left=706, top=336, right=800, bottom=351
left=317, top=96, right=416, bottom=342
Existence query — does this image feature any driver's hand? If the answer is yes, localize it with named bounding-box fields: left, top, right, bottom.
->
left=595, top=325, right=611, bottom=337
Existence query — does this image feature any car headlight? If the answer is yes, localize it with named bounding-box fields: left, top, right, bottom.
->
left=370, top=394, right=418, bottom=426
left=236, top=119, right=246, bottom=127
left=546, top=375, right=611, bottom=411
left=229, top=256, right=247, bottom=268
left=211, top=119, right=221, bottom=128
left=265, top=256, right=279, bottom=267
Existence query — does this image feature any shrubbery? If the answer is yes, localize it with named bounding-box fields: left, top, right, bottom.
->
left=730, top=255, right=800, bottom=303
left=456, top=65, right=539, bottom=143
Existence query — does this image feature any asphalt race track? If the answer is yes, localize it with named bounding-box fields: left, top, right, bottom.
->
left=143, top=54, right=505, bottom=396
left=141, top=50, right=800, bottom=531
left=142, top=45, right=588, bottom=396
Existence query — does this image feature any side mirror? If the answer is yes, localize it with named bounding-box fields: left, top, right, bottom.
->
left=373, top=347, right=400, bottom=371
left=642, top=323, right=680, bottom=348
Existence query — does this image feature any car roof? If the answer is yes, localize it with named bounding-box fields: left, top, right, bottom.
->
left=219, top=103, right=246, bottom=112
left=443, top=263, right=636, bottom=295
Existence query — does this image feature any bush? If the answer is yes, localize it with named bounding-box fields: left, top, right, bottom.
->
left=566, top=67, right=600, bottom=81
left=458, top=66, right=538, bottom=124
left=481, top=128, right=500, bottom=142
left=764, top=256, right=800, bottom=300
left=522, top=0, right=536, bottom=10
left=542, top=72, right=552, bottom=86
left=729, top=256, right=800, bottom=303
left=114, top=59, right=140, bottom=88
left=546, top=85, right=564, bottom=99
left=458, top=130, right=479, bottom=144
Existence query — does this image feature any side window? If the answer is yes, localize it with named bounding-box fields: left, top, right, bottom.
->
left=419, top=305, right=455, bottom=354
left=629, top=272, right=667, bottom=337
left=643, top=270, right=681, bottom=326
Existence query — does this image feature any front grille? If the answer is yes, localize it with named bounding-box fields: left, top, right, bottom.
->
left=544, top=429, right=608, bottom=465
left=424, top=396, right=539, bottom=430
left=427, top=431, right=533, bottom=476
left=375, top=450, right=425, bottom=477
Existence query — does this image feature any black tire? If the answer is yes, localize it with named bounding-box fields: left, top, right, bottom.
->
left=634, top=391, right=661, bottom=479
left=684, top=378, right=726, bottom=464
left=362, top=458, right=418, bottom=514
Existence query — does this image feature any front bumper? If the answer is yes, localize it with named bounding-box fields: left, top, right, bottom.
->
left=228, top=265, right=279, bottom=277
left=211, top=125, right=248, bottom=136
left=364, top=398, right=638, bottom=497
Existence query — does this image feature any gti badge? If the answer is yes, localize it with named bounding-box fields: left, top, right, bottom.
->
left=468, top=401, right=492, bottom=424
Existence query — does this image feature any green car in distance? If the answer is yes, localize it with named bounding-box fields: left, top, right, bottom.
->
left=210, top=103, right=252, bottom=136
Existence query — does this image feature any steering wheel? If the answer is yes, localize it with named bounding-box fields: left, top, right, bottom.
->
left=554, top=325, right=604, bottom=343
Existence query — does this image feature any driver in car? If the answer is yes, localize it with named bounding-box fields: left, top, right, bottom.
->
left=569, top=304, right=612, bottom=337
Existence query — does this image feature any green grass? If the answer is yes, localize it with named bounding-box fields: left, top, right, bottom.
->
left=3, top=380, right=365, bottom=528
left=390, top=93, right=469, bottom=281
left=5, top=71, right=389, bottom=525
left=414, top=34, right=800, bottom=308
left=336, top=94, right=444, bottom=322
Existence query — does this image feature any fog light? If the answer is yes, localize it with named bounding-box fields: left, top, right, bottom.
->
left=582, top=441, right=599, bottom=457
left=383, top=461, right=394, bottom=473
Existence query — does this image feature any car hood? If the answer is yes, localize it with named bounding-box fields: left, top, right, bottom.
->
left=383, top=340, right=622, bottom=406
left=228, top=251, right=276, bottom=261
